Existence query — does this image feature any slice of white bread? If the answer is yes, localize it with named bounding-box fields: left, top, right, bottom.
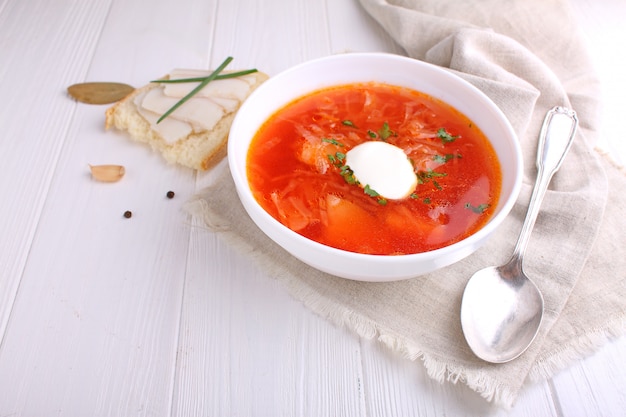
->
left=105, top=69, right=268, bottom=170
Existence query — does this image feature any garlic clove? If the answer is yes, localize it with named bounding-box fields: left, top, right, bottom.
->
left=89, top=164, right=125, bottom=182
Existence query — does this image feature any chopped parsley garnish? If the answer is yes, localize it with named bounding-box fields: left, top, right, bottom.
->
left=437, top=128, right=459, bottom=144
left=410, top=193, right=431, bottom=204
left=326, top=152, right=346, bottom=164
left=328, top=151, right=346, bottom=165
left=336, top=121, right=394, bottom=141
left=417, top=170, right=447, bottom=184
left=328, top=152, right=358, bottom=185
left=378, top=122, right=395, bottom=141
left=364, top=185, right=387, bottom=205
left=433, top=153, right=459, bottom=163
left=465, top=203, right=490, bottom=214
left=364, top=184, right=379, bottom=197
left=433, top=154, right=449, bottom=164
left=340, top=165, right=358, bottom=185
left=322, top=138, right=344, bottom=146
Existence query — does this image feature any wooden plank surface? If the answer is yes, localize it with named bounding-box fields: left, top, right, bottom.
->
left=0, top=0, right=624, bottom=415
left=0, top=0, right=112, bottom=341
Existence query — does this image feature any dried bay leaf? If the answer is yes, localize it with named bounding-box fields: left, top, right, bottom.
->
left=67, top=82, right=134, bottom=104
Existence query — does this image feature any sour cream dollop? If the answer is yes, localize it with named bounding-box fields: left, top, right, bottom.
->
left=345, top=141, right=418, bottom=200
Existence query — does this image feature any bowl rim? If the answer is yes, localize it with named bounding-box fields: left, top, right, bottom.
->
left=228, top=52, right=523, bottom=273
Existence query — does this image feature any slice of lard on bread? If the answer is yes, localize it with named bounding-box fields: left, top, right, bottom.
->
left=105, top=68, right=269, bottom=170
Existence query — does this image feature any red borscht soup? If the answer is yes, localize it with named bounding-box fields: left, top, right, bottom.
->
left=246, top=82, right=501, bottom=255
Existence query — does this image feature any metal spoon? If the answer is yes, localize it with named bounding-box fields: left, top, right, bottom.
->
left=460, top=106, right=578, bottom=363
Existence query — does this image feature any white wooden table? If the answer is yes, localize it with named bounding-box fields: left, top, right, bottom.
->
left=1, top=0, right=625, bottom=415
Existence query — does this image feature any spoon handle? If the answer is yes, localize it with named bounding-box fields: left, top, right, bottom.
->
left=509, top=106, right=579, bottom=264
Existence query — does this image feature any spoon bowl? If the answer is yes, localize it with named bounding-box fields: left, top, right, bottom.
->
left=461, top=262, right=544, bottom=363
left=461, top=106, right=578, bottom=363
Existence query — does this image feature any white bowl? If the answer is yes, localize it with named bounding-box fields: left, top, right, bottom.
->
left=228, top=53, right=522, bottom=282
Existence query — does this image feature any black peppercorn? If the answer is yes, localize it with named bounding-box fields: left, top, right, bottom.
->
left=166, top=191, right=175, bottom=199
left=123, top=210, right=132, bottom=218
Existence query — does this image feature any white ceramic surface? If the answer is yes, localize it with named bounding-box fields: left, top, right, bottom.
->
left=228, top=52, right=522, bottom=282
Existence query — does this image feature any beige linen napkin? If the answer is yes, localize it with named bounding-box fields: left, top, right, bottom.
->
left=187, top=0, right=626, bottom=408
